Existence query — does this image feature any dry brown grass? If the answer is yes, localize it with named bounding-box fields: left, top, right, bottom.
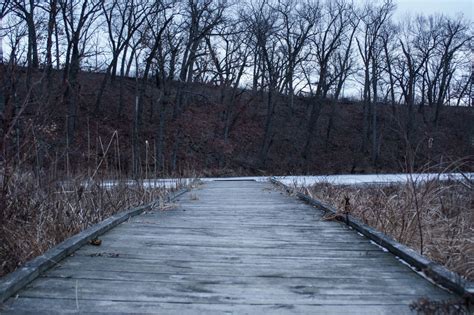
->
left=0, top=171, right=171, bottom=277
left=303, top=178, right=473, bottom=281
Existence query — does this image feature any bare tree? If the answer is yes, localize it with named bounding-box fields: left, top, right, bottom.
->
left=0, top=12, right=28, bottom=163
left=243, top=0, right=287, bottom=166
left=355, top=0, right=395, bottom=165
left=94, top=0, right=152, bottom=112
left=0, top=0, right=12, bottom=145
left=325, top=5, right=359, bottom=148
left=165, top=0, right=228, bottom=172
left=204, top=17, right=251, bottom=166
left=59, top=0, right=102, bottom=149
left=11, top=0, right=39, bottom=70
left=450, top=67, right=471, bottom=107
left=0, top=0, right=11, bottom=63
left=174, top=0, right=227, bottom=116
left=379, top=21, right=398, bottom=110
left=395, top=15, right=439, bottom=138
left=153, top=22, right=183, bottom=173
left=302, top=0, right=352, bottom=160
left=275, top=0, right=317, bottom=111
left=132, top=1, right=173, bottom=177
left=431, top=16, right=471, bottom=125
left=41, top=0, right=60, bottom=86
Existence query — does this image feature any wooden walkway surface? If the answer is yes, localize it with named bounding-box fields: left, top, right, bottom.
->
left=3, top=180, right=453, bottom=314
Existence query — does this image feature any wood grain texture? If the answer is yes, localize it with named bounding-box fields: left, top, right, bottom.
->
left=2, top=181, right=454, bottom=314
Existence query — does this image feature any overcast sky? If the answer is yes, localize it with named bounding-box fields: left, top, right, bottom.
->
left=391, top=0, right=472, bottom=19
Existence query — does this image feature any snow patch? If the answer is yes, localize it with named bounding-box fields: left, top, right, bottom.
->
left=395, top=257, right=451, bottom=293
left=369, top=240, right=389, bottom=252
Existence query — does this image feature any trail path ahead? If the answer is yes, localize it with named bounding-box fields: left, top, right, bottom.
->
left=3, top=180, right=453, bottom=314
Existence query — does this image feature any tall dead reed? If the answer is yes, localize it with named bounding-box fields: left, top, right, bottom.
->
left=0, top=170, right=172, bottom=277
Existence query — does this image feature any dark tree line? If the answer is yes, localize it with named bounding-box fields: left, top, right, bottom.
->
left=0, top=0, right=472, bottom=175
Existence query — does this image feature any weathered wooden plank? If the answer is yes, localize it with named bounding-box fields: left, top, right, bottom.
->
left=73, top=246, right=392, bottom=259
left=15, top=278, right=448, bottom=304
left=46, top=263, right=415, bottom=281
left=41, top=264, right=416, bottom=281
left=84, top=235, right=375, bottom=247
left=2, top=297, right=415, bottom=315
left=74, top=245, right=394, bottom=260
left=50, top=255, right=409, bottom=274
left=42, top=268, right=425, bottom=283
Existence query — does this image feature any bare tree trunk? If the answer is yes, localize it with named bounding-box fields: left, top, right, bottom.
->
left=0, top=0, right=13, bottom=157
left=360, top=66, right=371, bottom=154
left=223, top=63, right=246, bottom=144
left=54, top=18, right=60, bottom=70
left=65, top=50, right=80, bottom=147
left=94, top=63, right=113, bottom=112
left=118, top=47, right=129, bottom=117
left=155, top=90, right=166, bottom=174
left=302, top=97, right=323, bottom=160
left=27, top=18, right=38, bottom=69
left=45, top=1, right=58, bottom=102
left=0, top=10, right=5, bottom=134
left=434, top=61, right=450, bottom=126
left=260, top=85, right=276, bottom=166
left=171, top=130, right=181, bottom=174
left=455, top=75, right=471, bottom=106
left=252, top=49, right=259, bottom=92
left=0, top=16, right=3, bottom=63
left=371, top=57, right=378, bottom=165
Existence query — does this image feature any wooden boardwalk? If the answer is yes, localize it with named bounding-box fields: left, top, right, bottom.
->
left=3, top=180, right=453, bottom=314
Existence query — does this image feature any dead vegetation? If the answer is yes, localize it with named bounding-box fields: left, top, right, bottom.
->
left=410, top=297, right=472, bottom=315
left=0, top=171, right=170, bottom=277
left=303, top=177, right=473, bottom=281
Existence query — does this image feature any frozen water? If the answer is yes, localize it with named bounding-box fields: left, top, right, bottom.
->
left=69, top=173, right=472, bottom=190
left=273, top=173, right=473, bottom=187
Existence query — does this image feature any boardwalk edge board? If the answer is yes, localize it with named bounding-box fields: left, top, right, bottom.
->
left=270, top=177, right=474, bottom=301
left=0, top=187, right=190, bottom=303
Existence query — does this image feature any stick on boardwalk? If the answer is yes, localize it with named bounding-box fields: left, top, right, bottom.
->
left=3, top=180, right=453, bottom=314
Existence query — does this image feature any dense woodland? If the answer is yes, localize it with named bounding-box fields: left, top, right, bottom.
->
left=0, top=0, right=472, bottom=178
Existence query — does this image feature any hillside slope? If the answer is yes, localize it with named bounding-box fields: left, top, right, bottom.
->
left=1, top=67, right=473, bottom=177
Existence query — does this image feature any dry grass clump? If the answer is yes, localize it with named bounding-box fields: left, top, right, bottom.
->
left=304, top=177, right=473, bottom=281
left=0, top=171, right=169, bottom=277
